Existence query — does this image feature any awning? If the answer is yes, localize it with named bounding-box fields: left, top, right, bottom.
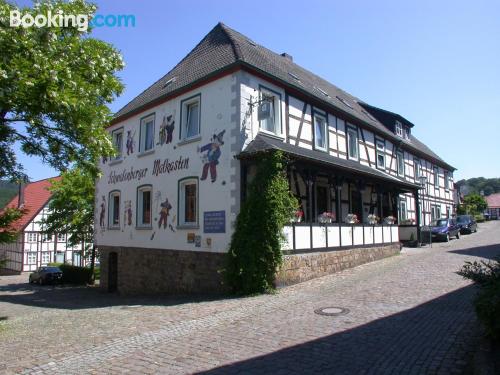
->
left=238, top=133, right=421, bottom=192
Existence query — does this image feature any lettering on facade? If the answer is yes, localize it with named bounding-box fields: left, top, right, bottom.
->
left=203, top=210, right=226, bottom=233
left=152, top=156, right=189, bottom=177
left=108, top=167, right=148, bottom=184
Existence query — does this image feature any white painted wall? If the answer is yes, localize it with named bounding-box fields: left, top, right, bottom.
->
left=95, top=74, right=238, bottom=254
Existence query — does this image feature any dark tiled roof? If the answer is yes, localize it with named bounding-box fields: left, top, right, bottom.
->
left=114, top=24, right=238, bottom=119
left=240, top=134, right=420, bottom=191
left=114, top=22, right=454, bottom=171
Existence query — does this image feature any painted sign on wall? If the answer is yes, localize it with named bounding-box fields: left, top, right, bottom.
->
left=203, top=211, right=226, bottom=233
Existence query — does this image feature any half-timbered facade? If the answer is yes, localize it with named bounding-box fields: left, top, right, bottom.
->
left=96, top=23, right=455, bottom=294
left=0, top=178, right=88, bottom=274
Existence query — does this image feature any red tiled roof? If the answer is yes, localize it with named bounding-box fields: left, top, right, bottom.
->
left=2, top=177, right=61, bottom=231
left=486, top=193, right=500, bottom=208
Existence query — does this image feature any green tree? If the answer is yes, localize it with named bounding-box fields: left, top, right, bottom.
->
left=225, top=151, right=298, bottom=294
left=459, top=193, right=488, bottom=215
left=42, top=168, right=97, bottom=278
left=0, top=0, right=124, bottom=179
left=0, top=0, right=123, bottom=262
left=0, top=206, right=24, bottom=244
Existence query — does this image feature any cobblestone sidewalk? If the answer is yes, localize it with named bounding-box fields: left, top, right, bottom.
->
left=1, top=221, right=499, bottom=374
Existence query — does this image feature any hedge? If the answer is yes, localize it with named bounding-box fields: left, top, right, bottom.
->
left=48, top=262, right=93, bottom=284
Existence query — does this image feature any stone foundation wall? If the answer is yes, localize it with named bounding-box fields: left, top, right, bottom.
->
left=99, top=246, right=227, bottom=295
left=99, top=243, right=400, bottom=294
left=276, top=244, right=401, bottom=287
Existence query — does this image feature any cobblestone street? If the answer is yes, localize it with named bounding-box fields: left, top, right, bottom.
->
left=1, top=221, right=499, bottom=374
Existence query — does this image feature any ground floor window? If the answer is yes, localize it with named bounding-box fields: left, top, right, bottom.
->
left=431, top=205, right=441, bottom=220
left=399, top=200, right=407, bottom=222
left=137, top=185, right=152, bottom=227
left=179, top=177, right=198, bottom=226
left=27, top=252, right=36, bottom=264
left=108, top=190, right=121, bottom=228
left=55, top=251, right=65, bottom=264
left=41, top=252, right=50, bottom=264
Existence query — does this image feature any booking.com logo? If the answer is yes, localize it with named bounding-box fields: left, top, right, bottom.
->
left=9, top=10, right=136, bottom=31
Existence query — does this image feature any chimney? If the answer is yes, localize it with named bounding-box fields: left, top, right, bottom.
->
left=280, top=52, right=293, bottom=62
left=18, top=182, right=25, bottom=208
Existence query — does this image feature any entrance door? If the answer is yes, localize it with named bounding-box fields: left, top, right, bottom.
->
left=351, top=190, right=362, bottom=221
left=108, top=252, right=118, bottom=292
left=316, top=185, right=329, bottom=218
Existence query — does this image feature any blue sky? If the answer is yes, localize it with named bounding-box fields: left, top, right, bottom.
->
left=14, top=0, right=500, bottom=181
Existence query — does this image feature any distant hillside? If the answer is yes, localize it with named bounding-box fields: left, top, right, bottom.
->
left=0, top=181, right=18, bottom=208
left=455, top=177, right=500, bottom=196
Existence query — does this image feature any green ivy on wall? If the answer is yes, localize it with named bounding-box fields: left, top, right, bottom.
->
left=224, top=150, right=298, bottom=295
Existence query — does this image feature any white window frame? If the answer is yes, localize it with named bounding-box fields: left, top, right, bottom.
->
left=137, top=185, right=152, bottom=228
left=313, top=112, right=327, bottom=151
left=258, top=86, right=282, bottom=136
left=414, top=159, right=421, bottom=179
left=404, top=127, right=410, bottom=139
left=399, top=200, right=407, bottom=222
left=26, top=232, right=37, bottom=243
left=376, top=140, right=385, bottom=169
left=444, top=171, right=450, bottom=190
left=347, top=126, right=359, bottom=160
left=139, top=114, right=155, bottom=152
left=431, top=205, right=441, bottom=220
left=27, top=252, right=36, bottom=264
left=433, top=166, right=439, bottom=187
left=395, top=120, right=403, bottom=137
left=111, top=127, right=124, bottom=160
left=41, top=252, right=50, bottom=264
left=57, top=233, right=66, bottom=242
left=180, top=94, right=201, bottom=141
left=108, top=191, right=121, bottom=229
left=42, top=233, right=52, bottom=242
left=397, top=151, right=405, bottom=177
left=178, top=177, right=198, bottom=227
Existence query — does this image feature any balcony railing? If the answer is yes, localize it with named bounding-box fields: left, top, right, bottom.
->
left=282, top=223, right=399, bottom=253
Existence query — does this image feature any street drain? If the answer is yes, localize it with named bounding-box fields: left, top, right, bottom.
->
left=314, top=307, right=350, bottom=316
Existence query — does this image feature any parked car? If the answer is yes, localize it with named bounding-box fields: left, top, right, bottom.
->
left=29, top=266, right=63, bottom=285
left=456, top=215, right=478, bottom=234
left=429, top=218, right=461, bottom=242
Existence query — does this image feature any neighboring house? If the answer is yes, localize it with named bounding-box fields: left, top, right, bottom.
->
left=485, top=193, right=500, bottom=219
left=0, top=178, right=88, bottom=274
left=95, top=23, right=456, bottom=294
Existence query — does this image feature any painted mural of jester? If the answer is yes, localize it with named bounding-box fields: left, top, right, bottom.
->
left=198, top=130, right=225, bottom=183
left=158, top=197, right=172, bottom=229
left=159, top=114, right=175, bottom=145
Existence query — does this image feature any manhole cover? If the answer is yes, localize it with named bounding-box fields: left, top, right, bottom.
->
left=314, top=307, right=350, bottom=316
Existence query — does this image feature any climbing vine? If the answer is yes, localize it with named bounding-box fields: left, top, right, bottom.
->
left=224, top=151, right=298, bottom=294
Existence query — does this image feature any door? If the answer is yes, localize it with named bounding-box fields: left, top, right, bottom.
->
left=351, top=190, right=362, bottom=221
left=108, top=252, right=118, bottom=292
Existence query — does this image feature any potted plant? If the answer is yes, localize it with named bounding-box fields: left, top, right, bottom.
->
left=367, top=214, right=379, bottom=225
left=384, top=215, right=396, bottom=225
left=293, top=210, right=304, bottom=223
left=345, top=213, right=359, bottom=224
left=401, top=218, right=416, bottom=225
left=318, top=211, right=335, bottom=224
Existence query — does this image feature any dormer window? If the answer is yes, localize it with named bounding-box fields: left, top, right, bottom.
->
left=395, top=120, right=403, bottom=137
left=404, top=127, right=410, bottom=139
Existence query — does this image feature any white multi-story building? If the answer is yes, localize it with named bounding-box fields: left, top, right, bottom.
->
left=0, top=178, right=88, bottom=273
left=95, top=23, right=456, bottom=294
